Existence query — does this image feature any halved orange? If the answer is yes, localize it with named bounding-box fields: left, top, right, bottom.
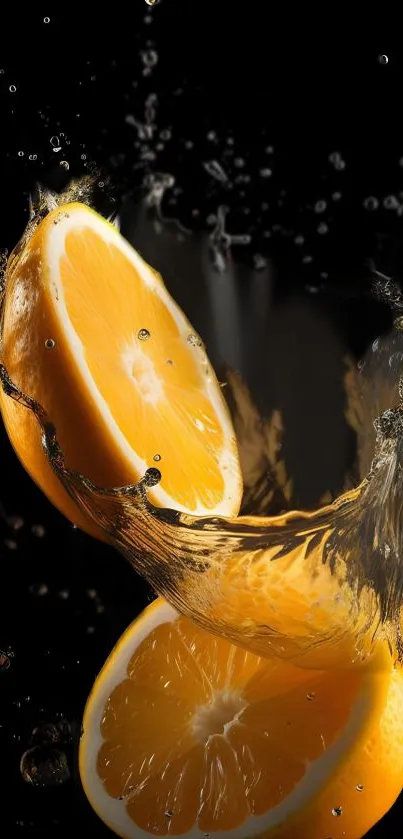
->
left=0, top=202, right=242, bottom=537
left=79, top=597, right=403, bottom=839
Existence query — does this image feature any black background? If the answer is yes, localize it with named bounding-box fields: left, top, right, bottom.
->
left=0, top=5, right=402, bottom=836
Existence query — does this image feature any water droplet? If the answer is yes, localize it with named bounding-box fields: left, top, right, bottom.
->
left=383, top=194, right=399, bottom=210
left=141, top=49, right=158, bottom=68
left=332, top=806, right=343, bottom=817
left=138, top=328, right=150, bottom=341
left=59, top=160, right=69, bottom=170
left=234, top=157, right=245, bottom=168
left=253, top=253, right=268, bottom=271
left=294, top=235, right=304, bottom=245
left=144, top=171, right=175, bottom=208
left=142, top=467, right=161, bottom=487
left=306, top=692, right=316, bottom=700
left=32, top=523, right=46, bottom=538
left=378, top=54, right=388, bottom=65
left=0, top=650, right=11, bottom=671
left=153, top=454, right=162, bottom=462
left=334, top=158, right=346, bottom=171
left=29, top=583, right=48, bottom=596
left=356, top=784, right=364, bottom=792
left=160, top=128, right=172, bottom=141
left=43, top=16, right=50, bottom=23
left=45, top=338, right=55, bottom=350
left=203, top=160, right=228, bottom=183
left=260, top=168, right=272, bottom=178
left=317, top=222, right=328, bottom=235
left=20, top=746, right=70, bottom=786
left=328, top=151, right=341, bottom=164
left=9, top=515, right=24, bottom=531
left=332, top=191, right=342, bottom=201
left=363, top=196, right=379, bottom=210
left=314, top=200, right=327, bottom=213
left=9, top=84, right=17, bottom=93
left=187, top=334, right=202, bottom=347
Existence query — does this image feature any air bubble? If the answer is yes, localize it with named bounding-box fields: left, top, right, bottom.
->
left=306, top=692, right=316, bottom=700
left=145, top=0, right=161, bottom=4
left=165, top=810, right=174, bottom=818
left=260, top=168, right=272, bottom=178
left=45, top=338, right=55, bottom=350
left=59, top=160, right=69, bottom=170
left=363, top=196, right=379, bottom=210
left=141, top=49, right=158, bottom=68
left=138, top=328, right=151, bottom=341
left=9, top=84, right=17, bottom=93
left=153, top=454, right=162, bottom=462
left=317, top=222, right=328, bottom=235
left=314, top=200, right=327, bottom=213
left=332, top=806, right=343, bottom=817
left=234, top=157, right=245, bottom=168
left=20, top=746, right=70, bottom=787
left=43, top=16, right=50, bottom=23
left=378, top=54, right=388, bottom=64
left=160, top=128, right=172, bottom=141
left=356, top=784, right=364, bottom=792
left=28, top=154, right=37, bottom=161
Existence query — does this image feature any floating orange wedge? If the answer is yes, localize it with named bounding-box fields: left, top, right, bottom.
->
left=0, top=202, right=242, bottom=536
left=79, top=597, right=403, bottom=839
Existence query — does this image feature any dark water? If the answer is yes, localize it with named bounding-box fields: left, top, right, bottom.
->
left=0, top=7, right=402, bottom=837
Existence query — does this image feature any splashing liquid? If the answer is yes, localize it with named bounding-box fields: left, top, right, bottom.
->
left=1, top=321, right=403, bottom=671
left=1, top=194, right=403, bottom=671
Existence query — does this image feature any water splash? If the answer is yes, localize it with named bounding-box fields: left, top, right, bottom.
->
left=209, top=206, right=251, bottom=272
left=144, top=171, right=191, bottom=235
left=1, top=338, right=403, bottom=670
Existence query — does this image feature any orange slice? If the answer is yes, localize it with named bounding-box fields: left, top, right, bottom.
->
left=0, top=203, right=242, bottom=536
left=79, top=597, right=403, bottom=839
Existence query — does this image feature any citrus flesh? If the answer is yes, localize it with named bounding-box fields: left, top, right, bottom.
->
left=0, top=203, right=242, bottom=537
left=79, top=597, right=403, bottom=839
